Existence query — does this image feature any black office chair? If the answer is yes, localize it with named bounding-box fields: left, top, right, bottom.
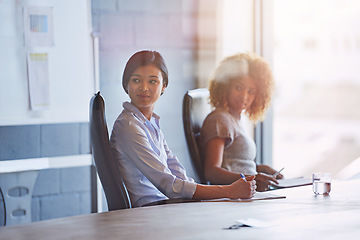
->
left=0, top=187, right=5, bottom=226
left=90, top=92, right=199, bottom=209
left=89, top=92, right=131, bottom=210
left=182, top=88, right=212, bottom=184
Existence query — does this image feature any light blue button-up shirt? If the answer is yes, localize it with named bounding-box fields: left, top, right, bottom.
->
left=110, top=102, right=197, bottom=207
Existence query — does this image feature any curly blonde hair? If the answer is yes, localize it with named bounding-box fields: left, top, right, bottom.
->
left=208, top=52, right=274, bottom=122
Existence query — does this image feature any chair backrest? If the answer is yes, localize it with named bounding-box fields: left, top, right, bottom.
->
left=0, top=187, right=4, bottom=226
left=182, top=88, right=212, bottom=184
left=89, top=92, right=131, bottom=210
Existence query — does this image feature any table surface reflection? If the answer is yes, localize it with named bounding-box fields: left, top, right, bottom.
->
left=1, top=179, right=359, bottom=240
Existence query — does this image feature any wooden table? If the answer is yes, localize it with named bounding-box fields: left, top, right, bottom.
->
left=1, top=179, right=360, bottom=239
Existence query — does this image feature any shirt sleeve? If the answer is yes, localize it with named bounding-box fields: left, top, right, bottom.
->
left=163, top=138, right=195, bottom=183
left=113, top=118, right=197, bottom=199
left=201, top=112, right=234, bottom=148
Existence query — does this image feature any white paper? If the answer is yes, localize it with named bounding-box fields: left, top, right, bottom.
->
left=23, top=6, right=54, bottom=46
left=205, top=191, right=286, bottom=202
left=27, top=53, right=50, bottom=111
left=236, top=218, right=275, bottom=228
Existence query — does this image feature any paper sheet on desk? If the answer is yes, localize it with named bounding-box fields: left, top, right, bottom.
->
left=272, top=177, right=312, bottom=189
left=236, top=218, right=276, bottom=228
left=205, top=191, right=286, bottom=202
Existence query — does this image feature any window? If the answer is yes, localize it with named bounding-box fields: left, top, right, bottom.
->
left=272, top=0, right=360, bottom=179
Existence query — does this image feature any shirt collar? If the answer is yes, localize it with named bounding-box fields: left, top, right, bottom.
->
left=123, top=101, right=160, bottom=123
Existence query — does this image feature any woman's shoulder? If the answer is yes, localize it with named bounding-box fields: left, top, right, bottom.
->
left=202, top=108, right=233, bottom=131
left=112, top=110, right=143, bottom=134
left=205, top=108, right=232, bottom=122
left=201, top=108, right=235, bottom=144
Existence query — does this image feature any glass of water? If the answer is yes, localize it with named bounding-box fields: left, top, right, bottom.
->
left=312, top=172, right=331, bottom=195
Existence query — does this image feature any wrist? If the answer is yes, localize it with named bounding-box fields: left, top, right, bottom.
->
left=223, top=184, right=233, bottom=199
left=256, top=164, right=266, bottom=172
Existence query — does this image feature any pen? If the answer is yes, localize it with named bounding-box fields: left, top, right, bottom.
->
left=240, top=173, right=247, bottom=182
left=273, top=167, right=285, bottom=178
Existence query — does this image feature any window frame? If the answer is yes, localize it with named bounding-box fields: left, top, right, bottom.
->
left=253, top=0, right=274, bottom=166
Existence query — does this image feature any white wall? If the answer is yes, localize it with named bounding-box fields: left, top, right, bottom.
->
left=0, top=0, right=94, bottom=126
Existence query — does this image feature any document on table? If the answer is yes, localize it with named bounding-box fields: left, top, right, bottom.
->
left=205, top=191, right=286, bottom=203
left=271, top=177, right=313, bottom=189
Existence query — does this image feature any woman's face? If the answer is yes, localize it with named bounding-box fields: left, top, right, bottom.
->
left=127, top=64, right=165, bottom=115
left=227, top=76, right=257, bottom=115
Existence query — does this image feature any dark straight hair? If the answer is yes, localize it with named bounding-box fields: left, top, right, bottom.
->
left=122, top=50, right=169, bottom=94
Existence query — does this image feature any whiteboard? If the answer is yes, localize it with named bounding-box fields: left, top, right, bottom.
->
left=0, top=0, right=94, bottom=126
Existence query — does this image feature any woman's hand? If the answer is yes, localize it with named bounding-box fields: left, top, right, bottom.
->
left=255, top=173, right=278, bottom=192
left=256, top=164, right=284, bottom=179
left=227, top=175, right=256, bottom=199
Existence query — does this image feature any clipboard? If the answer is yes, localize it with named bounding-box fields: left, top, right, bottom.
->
left=271, top=177, right=313, bottom=189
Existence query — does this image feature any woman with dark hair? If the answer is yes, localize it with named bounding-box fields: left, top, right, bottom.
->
left=121, top=50, right=169, bottom=95
left=110, top=50, right=256, bottom=207
left=200, top=52, right=283, bottom=192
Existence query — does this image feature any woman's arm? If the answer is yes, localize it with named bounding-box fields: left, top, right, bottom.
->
left=193, top=175, right=256, bottom=200
left=204, top=137, right=243, bottom=184
left=165, top=139, right=193, bottom=182
left=255, top=164, right=282, bottom=191
left=256, top=164, right=283, bottom=179
left=114, top=119, right=197, bottom=199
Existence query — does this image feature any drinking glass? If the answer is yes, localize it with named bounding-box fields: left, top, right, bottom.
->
left=312, top=172, right=331, bottom=195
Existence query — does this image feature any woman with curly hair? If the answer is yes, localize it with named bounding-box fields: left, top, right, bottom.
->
left=200, top=52, right=283, bottom=191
